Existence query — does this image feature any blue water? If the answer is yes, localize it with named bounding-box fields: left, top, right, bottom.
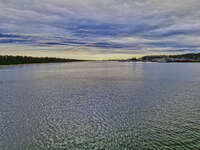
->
left=0, top=62, right=200, bottom=150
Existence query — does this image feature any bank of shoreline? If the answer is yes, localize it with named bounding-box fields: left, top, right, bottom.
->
left=1, top=52, right=200, bottom=66
left=0, top=55, right=86, bottom=66
left=110, top=52, right=200, bottom=63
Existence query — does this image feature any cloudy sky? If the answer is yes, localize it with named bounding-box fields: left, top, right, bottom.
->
left=0, top=0, right=200, bottom=60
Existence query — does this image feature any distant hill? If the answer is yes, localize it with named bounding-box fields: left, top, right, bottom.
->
left=140, top=53, right=200, bottom=62
left=0, top=55, right=83, bottom=65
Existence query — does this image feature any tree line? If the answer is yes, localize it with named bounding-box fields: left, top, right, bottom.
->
left=0, top=55, right=83, bottom=65
left=140, top=53, right=200, bottom=61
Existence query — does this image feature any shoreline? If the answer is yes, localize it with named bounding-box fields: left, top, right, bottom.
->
left=1, top=52, right=200, bottom=66
left=0, top=55, right=86, bottom=66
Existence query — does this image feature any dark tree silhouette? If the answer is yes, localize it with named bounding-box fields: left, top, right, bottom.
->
left=140, top=53, right=200, bottom=62
left=0, top=55, right=83, bottom=65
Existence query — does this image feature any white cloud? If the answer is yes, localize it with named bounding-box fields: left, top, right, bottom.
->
left=0, top=0, right=200, bottom=58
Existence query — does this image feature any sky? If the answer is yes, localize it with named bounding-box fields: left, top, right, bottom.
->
left=0, top=0, right=200, bottom=60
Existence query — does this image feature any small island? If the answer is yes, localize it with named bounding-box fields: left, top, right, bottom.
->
left=0, top=55, right=84, bottom=65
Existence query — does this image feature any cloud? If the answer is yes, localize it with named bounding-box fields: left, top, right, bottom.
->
left=0, top=0, right=200, bottom=58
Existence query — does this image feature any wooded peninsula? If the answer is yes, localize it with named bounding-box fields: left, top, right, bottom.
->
left=0, top=55, right=83, bottom=65
left=120, top=53, right=200, bottom=63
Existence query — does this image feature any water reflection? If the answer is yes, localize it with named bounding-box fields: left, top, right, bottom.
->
left=0, top=62, right=200, bottom=149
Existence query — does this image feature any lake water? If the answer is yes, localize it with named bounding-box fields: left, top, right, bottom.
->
left=0, top=62, right=200, bottom=150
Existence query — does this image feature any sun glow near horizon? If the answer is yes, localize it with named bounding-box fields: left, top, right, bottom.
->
left=0, top=45, right=145, bottom=60
left=0, top=45, right=191, bottom=60
left=0, top=49, right=140, bottom=60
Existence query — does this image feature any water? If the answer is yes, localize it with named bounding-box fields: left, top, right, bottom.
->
left=0, top=62, right=200, bottom=150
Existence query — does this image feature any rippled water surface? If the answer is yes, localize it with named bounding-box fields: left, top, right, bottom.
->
left=0, top=62, right=200, bottom=150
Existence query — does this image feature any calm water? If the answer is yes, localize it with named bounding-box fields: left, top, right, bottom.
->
left=0, top=62, right=200, bottom=150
